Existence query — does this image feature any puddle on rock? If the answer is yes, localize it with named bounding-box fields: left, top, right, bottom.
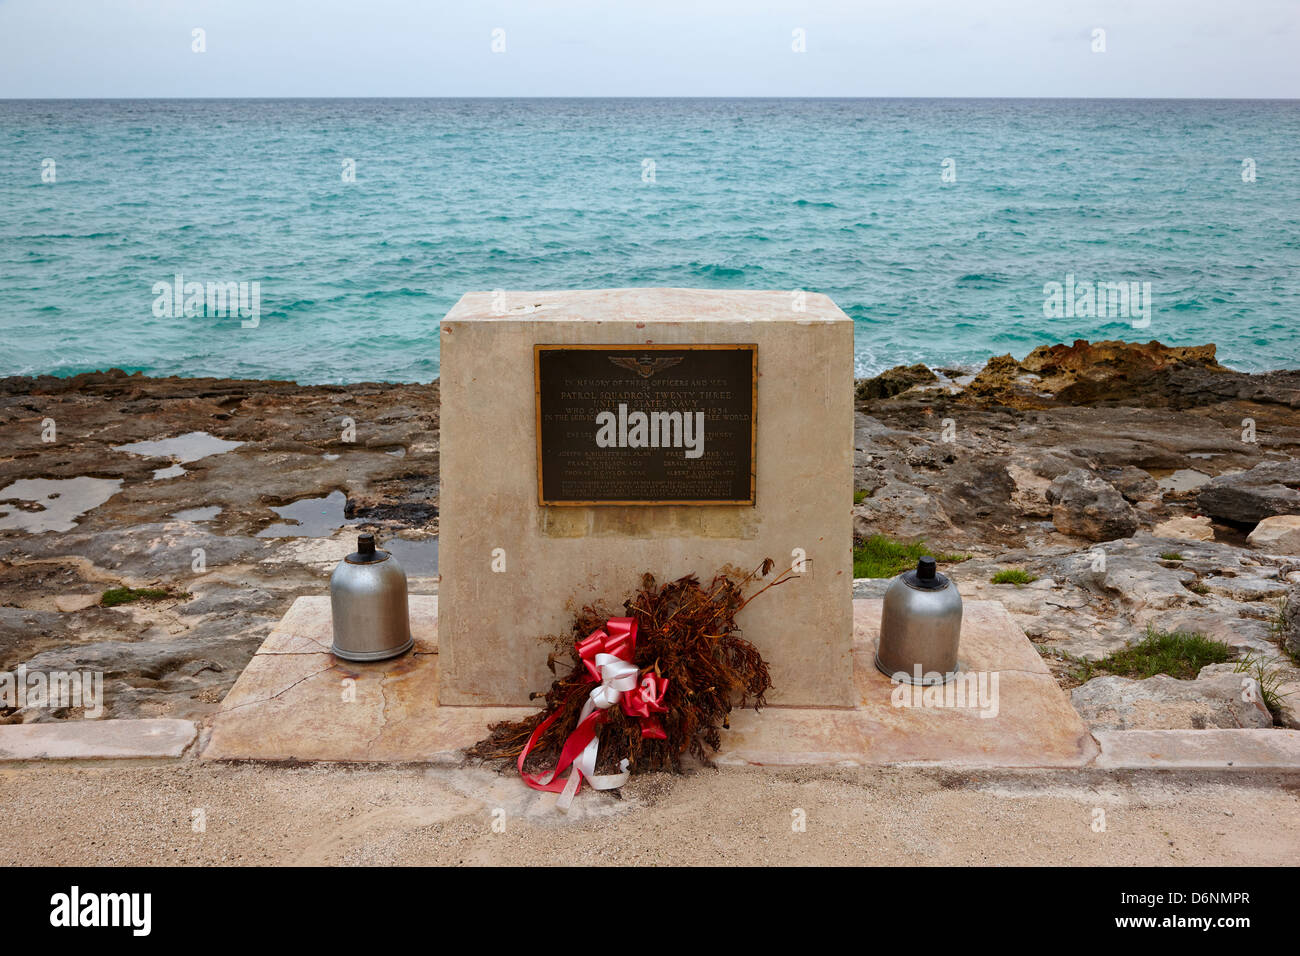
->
left=1151, top=468, right=1212, bottom=493
left=254, top=491, right=439, bottom=573
left=114, top=431, right=244, bottom=464
left=258, top=490, right=358, bottom=537
left=255, top=490, right=438, bottom=573
left=381, top=536, right=439, bottom=575
left=0, top=477, right=124, bottom=533
left=172, top=505, right=222, bottom=522
left=153, top=464, right=187, bottom=480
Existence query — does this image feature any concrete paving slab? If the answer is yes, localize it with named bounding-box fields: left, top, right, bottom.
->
left=719, top=599, right=1094, bottom=768
left=203, top=595, right=530, bottom=762
left=0, top=718, right=197, bottom=761
left=1092, top=729, right=1300, bottom=770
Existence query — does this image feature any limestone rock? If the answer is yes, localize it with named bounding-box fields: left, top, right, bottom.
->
left=959, top=342, right=1300, bottom=411
left=1029, top=453, right=1081, bottom=480
left=960, top=339, right=1230, bottom=408
left=958, top=353, right=1043, bottom=405
left=1151, top=515, right=1214, bottom=542
left=1070, top=672, right=1272, bottom=730
left=1275, top=680, right=1300, bottom=731
left=1020, top=535, right=1290, bottom=661
left=1046, top=469, right=1139, bottom=542
left=1281, top=584, right=1300, bottom=660
left=1197, top=461, right=1300, bottom=525
left=54, top=594, right=99, bottom=613
left=1145, top=609, right=1276, bottom=658
left=1019, top=339, right=1223, bottom=403
left=1247, top=514, right=1300, bottom=554
left=1199, top=661, right=1300, bottom=731
left=1006, top=464, right=1053, bottom=519
left=15, top=624, right=269, bottom=721
left=852, top=481, right=954, bottom=542
left=1110, top=465, right=1159, bottom=503
left=1199, top=574, right=1289, bottom=603
left=855, top=364, right=937, bottom=402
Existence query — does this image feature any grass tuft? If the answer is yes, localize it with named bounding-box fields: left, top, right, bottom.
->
left=1070, top=627, right=1235, bottom=683
left=852, top=535, right=969, bottom=579
left=991, top=568, right=1038, bottom=586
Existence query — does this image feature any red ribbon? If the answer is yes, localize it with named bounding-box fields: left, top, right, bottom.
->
left=518, top=617, right=670, bottom=798
left=622, top=672, right=669, bottom=739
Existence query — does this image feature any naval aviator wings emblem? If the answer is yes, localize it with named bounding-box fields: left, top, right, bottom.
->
left=608, top=355, right=685, bottom=378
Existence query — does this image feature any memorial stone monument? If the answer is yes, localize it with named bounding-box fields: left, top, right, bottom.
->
left=204, top=287, right=1093, bottom=771
left=438, top=289, right=855, bottom=708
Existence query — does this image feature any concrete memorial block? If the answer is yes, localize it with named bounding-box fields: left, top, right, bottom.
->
left=438, top=289, right=855, bottom=707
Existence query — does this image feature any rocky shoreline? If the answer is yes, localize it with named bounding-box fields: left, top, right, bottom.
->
left=0, top=372, right=441, bottom=721
left=2, top=340, right=1298, bottom=731
left=851, top=339, right=1300, bottom=728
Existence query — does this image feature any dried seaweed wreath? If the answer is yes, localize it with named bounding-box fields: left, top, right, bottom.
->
left=467, top=559, right=793, bottom=791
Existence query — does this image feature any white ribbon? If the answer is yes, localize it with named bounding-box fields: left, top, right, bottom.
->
left=557, top=652, right=638, bottom=811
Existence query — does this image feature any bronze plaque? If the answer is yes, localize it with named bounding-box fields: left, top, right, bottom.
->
left=535, top=344, right=756, bottom=505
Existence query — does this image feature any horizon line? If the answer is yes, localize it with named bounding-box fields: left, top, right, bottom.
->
left=3, top=95, right=1299, bottom=102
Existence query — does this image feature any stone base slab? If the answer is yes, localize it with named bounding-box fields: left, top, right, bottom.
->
left=203, top=596, right=532, bottom=763
left=202, top=595, right=1100, bottom=768
left=1092, top=729, right=1300, bottom=769
left=716, top=599, right=1096, bottom=768
left=0, top=718, right=197, bottom=761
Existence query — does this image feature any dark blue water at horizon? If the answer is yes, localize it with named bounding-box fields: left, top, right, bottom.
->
left=1, top=98, right=1297, bottom=382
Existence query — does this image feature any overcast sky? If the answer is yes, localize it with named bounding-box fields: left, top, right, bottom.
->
left=1, top=0, right=1296, bottom=98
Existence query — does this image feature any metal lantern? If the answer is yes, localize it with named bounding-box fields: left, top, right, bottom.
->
left=875, top=555, right=963, bottom=685
left=329, top=532, right=413, bottom=662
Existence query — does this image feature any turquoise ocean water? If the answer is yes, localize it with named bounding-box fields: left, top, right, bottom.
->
left=1, top=98, right=1297, bottom=383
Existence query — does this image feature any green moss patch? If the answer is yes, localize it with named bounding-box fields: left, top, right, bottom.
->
left=100, top=586, right=186, bottom=608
